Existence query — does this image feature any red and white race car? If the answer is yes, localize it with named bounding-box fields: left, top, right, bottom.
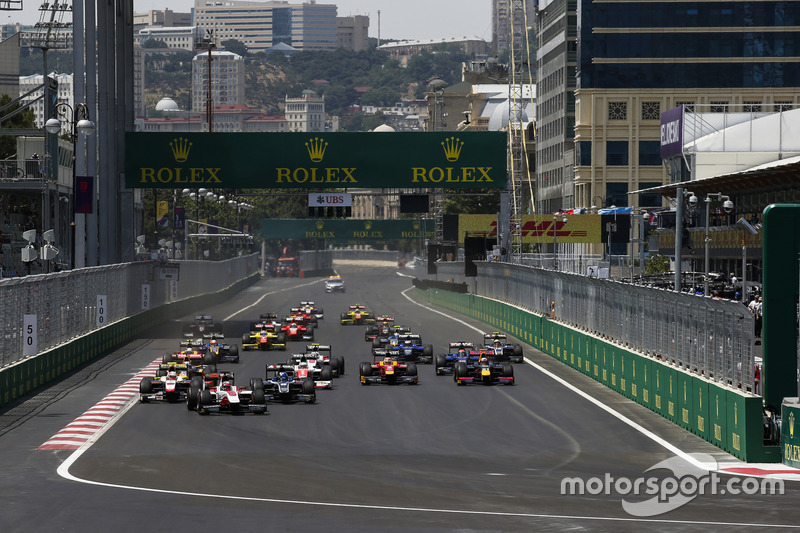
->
left=359, top=353, right=418, bottom=385
left=281, top=317, right=314, bottom=341
left=190, top=372, right=267, bottom=415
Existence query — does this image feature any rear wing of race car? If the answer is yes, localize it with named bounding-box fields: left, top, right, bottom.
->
left=484, top=332, right=507, bottom=343
left=260, top=313, right=279, bottom=320
left=305, top=344, right=331, bottom=353
left=449, top=341, right=475, bottom=350
left=180, top=339, right=204, bottom=349
left=203, top=371, right=234, bottom=386
left=397, top=334, right=422, bottom=342
left=349, top=305, right=367, bottom=310
left=194, top=315, right=213, bottom=321
left=300, top=301, right=316, bottom=307
left=266, top=363, right=298, bottom=377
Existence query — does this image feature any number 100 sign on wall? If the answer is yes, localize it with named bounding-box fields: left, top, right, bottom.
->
left=97, top=295, right=107, bottom=328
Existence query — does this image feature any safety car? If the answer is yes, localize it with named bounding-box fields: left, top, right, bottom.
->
left=325, top=275, right=345, bottom=293
left=359, top=352, right=419, bottom=385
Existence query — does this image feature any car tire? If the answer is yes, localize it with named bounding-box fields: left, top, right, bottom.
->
left=454, top=362, right=468, bottom=383
left=435, top=355, right=446, bottom=373
left=372, top=338, right=382, bottom=349
left=320, top=365, right=332, bottom=381
left=252, top=388, right=267, bottom=414
left=241, top=334, right=250, bottom=350
left=204, top=352, right=216, bottom=366
left=335, top=356, right=345, bottom=376
left=198, top=390, right=213, bottom=415
left=187, top=382, right=200, bottom=410
left=406, top=362, right=418, bottom=377
left=513, top=345, right=523, bottom=358
left=423, top=345, right=433, bottom=357
left=230, top=344, right=239, bottom=356
left=250, top=377, right=264, bottom=392
left=302, top=379, right=315, bottom=395
left=502, top=364, right=514, bottom=378
left=359, top=362, right=372, bottom=377
left=277, top=333, right=287, bottom=344
left=139, top=378, right=152, bottom=395
left=162, top=353, right=173, bottom=364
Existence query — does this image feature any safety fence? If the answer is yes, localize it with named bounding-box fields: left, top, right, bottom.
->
left=0, top=254, right=260, bottom=369
left=418, top=260, right=756, bottom=393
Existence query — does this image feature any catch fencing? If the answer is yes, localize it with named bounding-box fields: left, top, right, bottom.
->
left=0, top=255, right=260, bottom=368
left=421, top=260, right=756, bottom=393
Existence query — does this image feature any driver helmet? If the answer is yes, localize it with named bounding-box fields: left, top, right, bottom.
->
left=167, top=371, right=177, bottom=379
left=479, top=357, right=489, bottom=364
left=383, top=355, right=392, bottom=363
left=492, top=339, right=502, bottom=347
left=279, top=372, right=289, bottom=382
left=299, top=361, right=308, bottom=368
left=210, top=338, right=217, bottom=345
left=221, top=380, right=231, bottom=390
left=458, top=348, right=467, bottom=356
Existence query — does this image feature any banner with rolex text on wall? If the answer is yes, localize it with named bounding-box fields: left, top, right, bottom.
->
left=125, top=132, right=507, bottom=189
left=258, top=218, right=435, bottom=246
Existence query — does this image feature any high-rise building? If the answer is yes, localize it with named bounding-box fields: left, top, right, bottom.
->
left=192, top=50, right=246, bottom=129
left=193, top=0, right=338, bottom=53
left=19, top=72, right=73, bottom=129
left=337, top=15, right=369, bottom=51
left=535, top=0, right=800, bottom=218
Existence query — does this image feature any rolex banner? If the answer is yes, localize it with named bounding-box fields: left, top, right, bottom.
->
left=125, top=132, right=507, bottom=189
left=258, top=219, right=434, bottom=245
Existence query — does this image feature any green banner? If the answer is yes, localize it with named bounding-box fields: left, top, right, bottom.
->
left=125, top=132, right=507, bottom=189
left=258, top=218, right=435, bottom=244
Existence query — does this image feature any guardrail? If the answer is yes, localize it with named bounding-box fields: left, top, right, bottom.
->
left=418, top=259, right=756, bottom=393
left=0, top=255, right=260, bottom=368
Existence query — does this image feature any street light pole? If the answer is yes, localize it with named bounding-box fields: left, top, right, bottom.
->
left=45, top=102, right=96, bottom=270
left=703, top=192, right=732, bottom=297
left=553, top=215, right=566, bottom=271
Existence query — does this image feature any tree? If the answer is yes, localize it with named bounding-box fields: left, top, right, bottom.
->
left=0, top=95, right=35, bottom=159
left=142, top=38, right=168, bottom=49
left=221, top=39, right=248, bottom=57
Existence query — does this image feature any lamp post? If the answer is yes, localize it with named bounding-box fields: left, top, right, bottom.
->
left=629, top=210, right=650, bottom=283
left=553, top=214, right=567, bottom=270
left=45, top=102, right=95, bottom=270
left=703, top=192, right=733, bottom=297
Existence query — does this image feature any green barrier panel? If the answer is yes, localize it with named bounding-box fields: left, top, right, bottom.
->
left=0, top=367, right=9, bottom=407
left=677, top=371, right=694, bottom=431
left=589, top=338, right=601, bottom=382
left=694, top=379, right=710, bottom=439
left=726, top=390, right=748, bottom=458
left=782, top=398, right=800, bottom=467
left=654, top=363, right=678, bottom=422
left=633, top=356, right=653, bottom=409
left=709, top=383, right=728, bottom=450
left=598, top=341, right=610, bottom=387
left=608, top=345, right=621, bottom=393
left=618, top=351, right=633, bottom=398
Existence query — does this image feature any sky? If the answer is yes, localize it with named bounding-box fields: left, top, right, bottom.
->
left=11, top=1, right=493, bottom=43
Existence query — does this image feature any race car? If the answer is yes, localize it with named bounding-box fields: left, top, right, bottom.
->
left=269, top=357, right=331, bottom=390
left=340, top=304, right=376, bottom=325
left=360, top=352, right=419, bottom=385
left=280, top=316, right=314, bottom=341
left=303, top=343, right=345, bottom=377
left=164, top=346, right=214, bottom=366
left=253, top=367, right=316, bottom=404
left=241, top=326, right=287, bottom=351
left=364, top=317, right=400, bottom=341
left=182, top=314, right=224, bottom=338
left=201, top=337, right=240, bottom=364
left=433, top=342, right=481, bottom=376
left=372, top=333, right=433, bottom=364
left=249, top=313, right=281, bottom=332
left=481, top=332, right=524, bottom=363
left=453, top=354, right=515, bottom=386
left=297, top=301, right=324, bottom=320
left=190, top=371, right=268, bottom=415
left=139, top=364, right=194, bottom=402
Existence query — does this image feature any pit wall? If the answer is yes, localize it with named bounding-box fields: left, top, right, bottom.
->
left=0, top=274, right=259, bottom=409
left=416, top=287, right=780, bottom=463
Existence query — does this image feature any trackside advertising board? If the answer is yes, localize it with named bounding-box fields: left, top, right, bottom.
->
left=125, top=132, right=507, bottom=189
left=458, top=214, right=604, bottom=244
left=258, top=218, right=434, bottom=244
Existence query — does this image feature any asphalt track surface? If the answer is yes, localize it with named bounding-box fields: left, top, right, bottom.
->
left=1, top=264, right=799, bottom=532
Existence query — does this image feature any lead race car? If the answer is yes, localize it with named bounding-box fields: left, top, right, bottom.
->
left=182, top=314, right=224, bottom=339
left=360, top=352, right=419, bottom=385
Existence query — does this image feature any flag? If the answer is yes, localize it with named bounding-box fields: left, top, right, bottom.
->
left=157, top=201, right=170, bottom=228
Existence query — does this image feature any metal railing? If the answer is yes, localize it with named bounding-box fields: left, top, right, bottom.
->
left=474, top=261, right=756, bottom=393
left=416, top=258, right=756, bottom=393
left=0, top=255, right=259, bottom=368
